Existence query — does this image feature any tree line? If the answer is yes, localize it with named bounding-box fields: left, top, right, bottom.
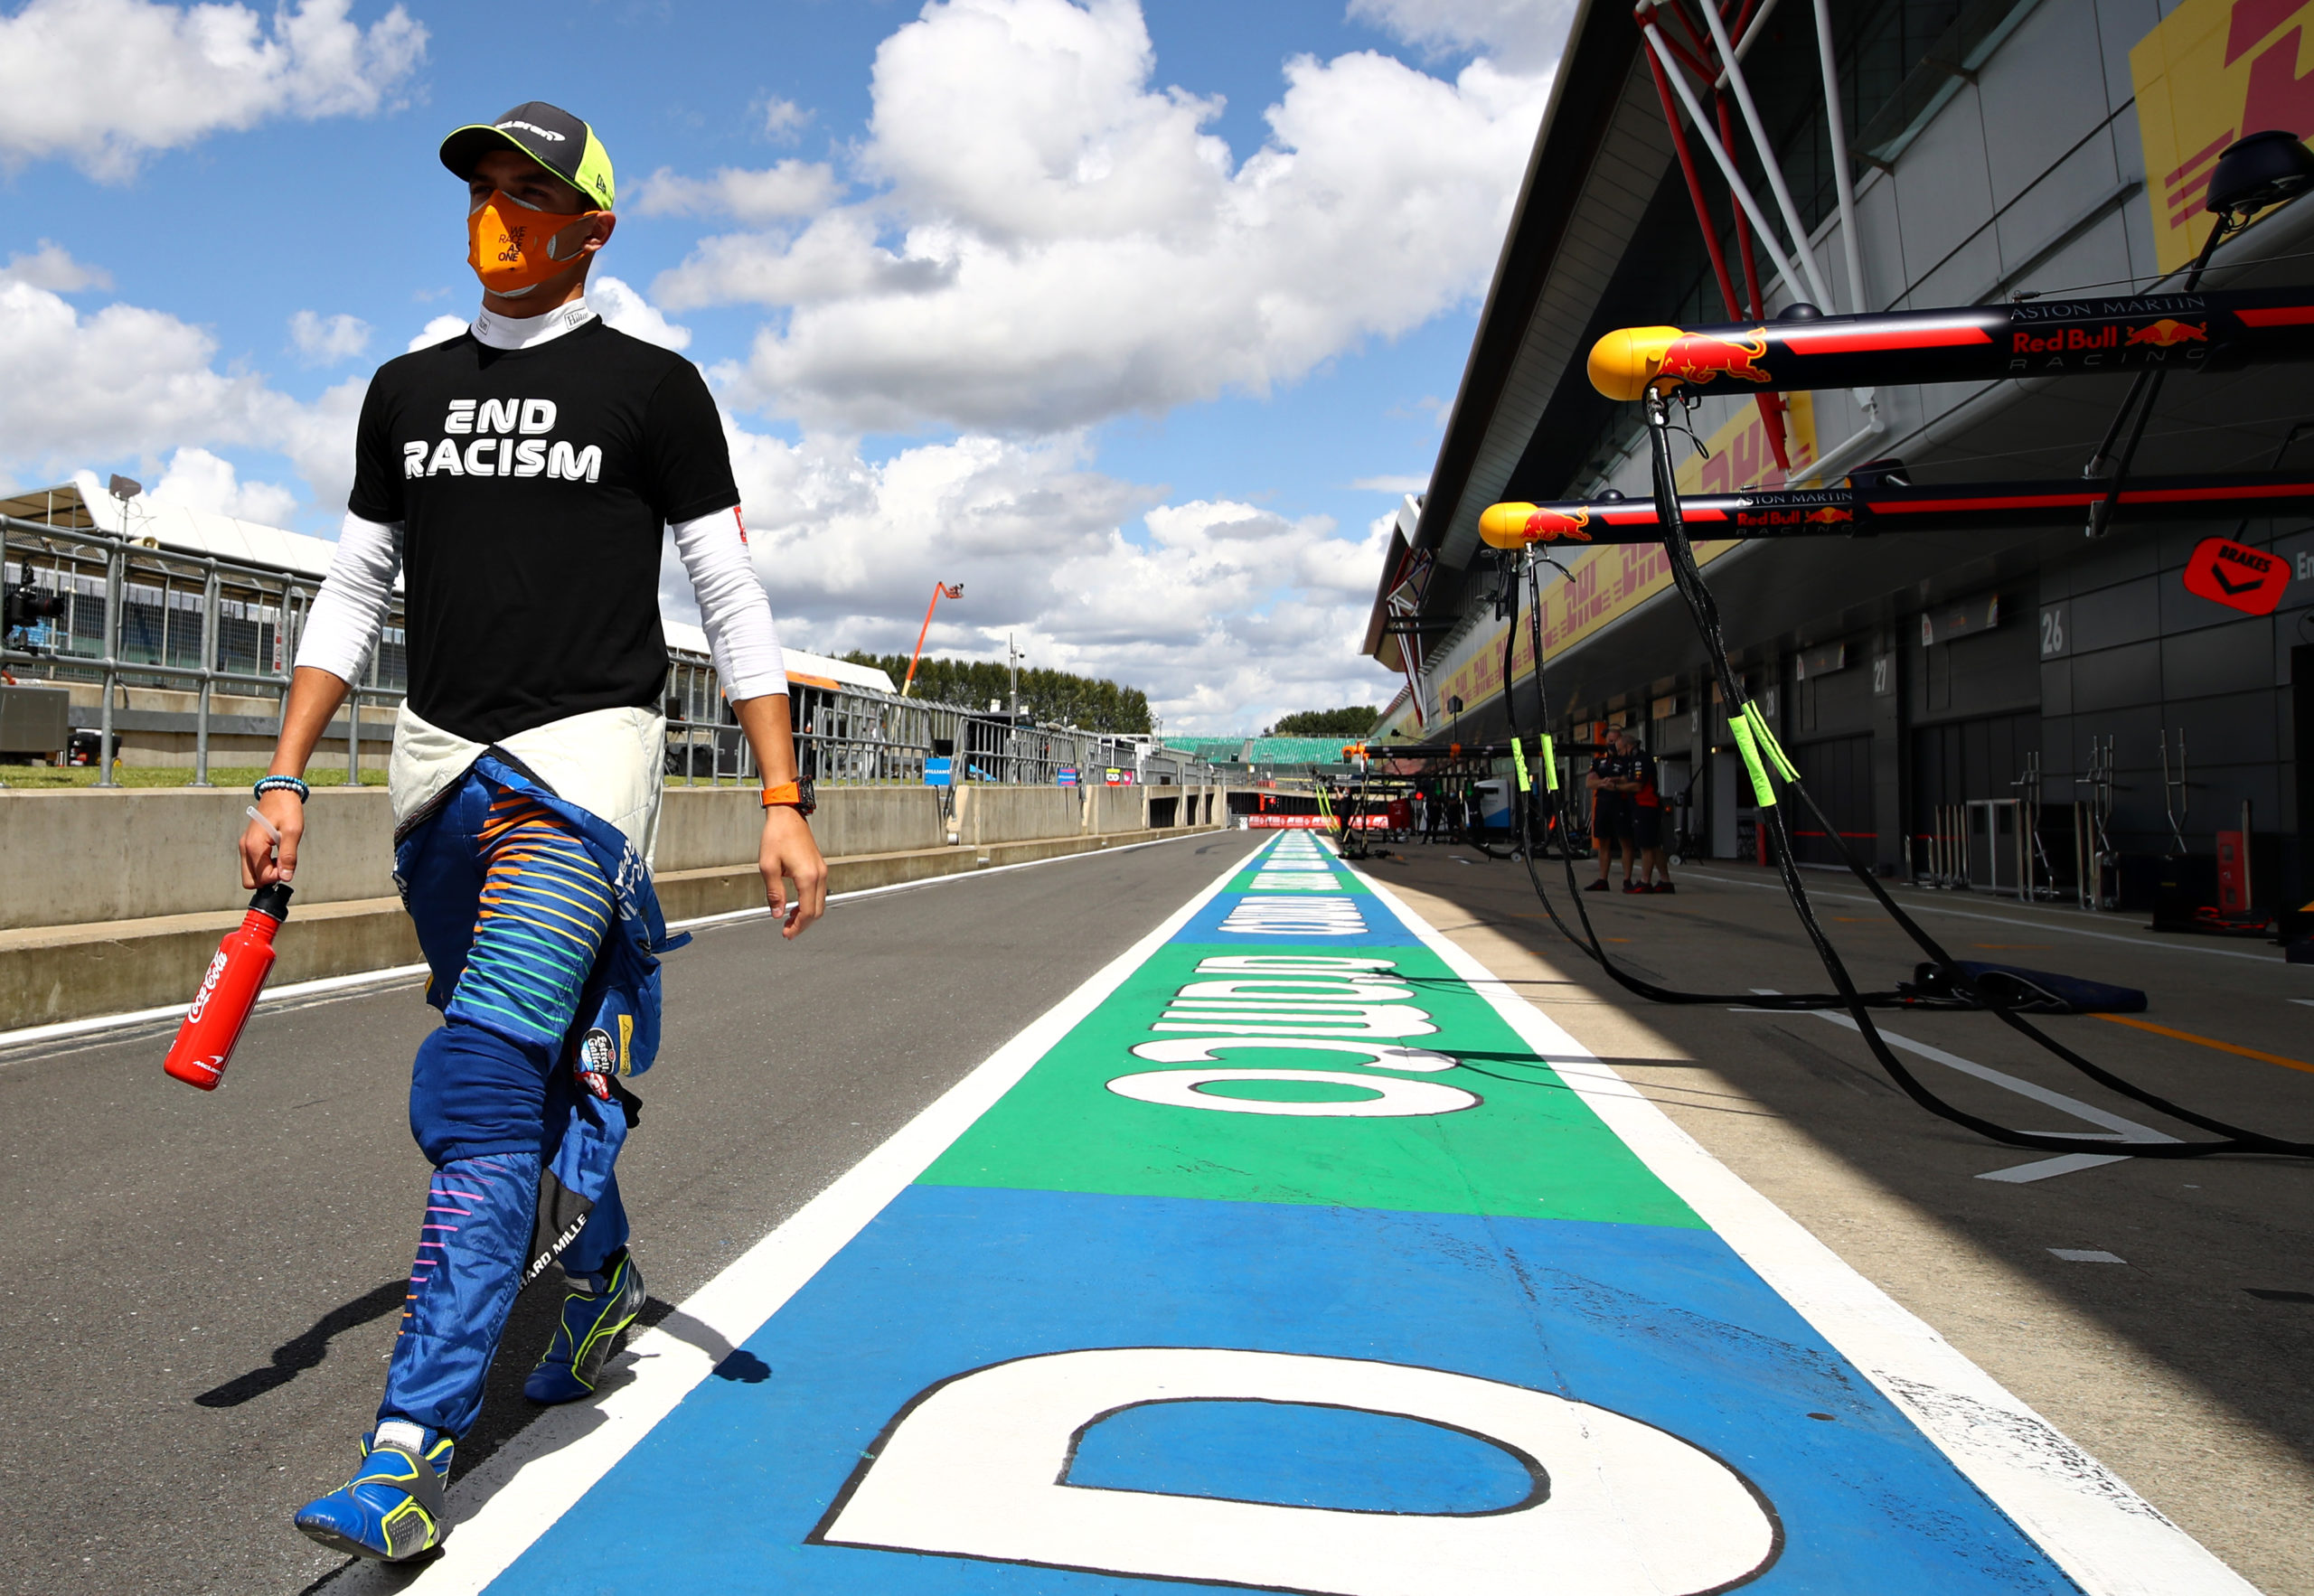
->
left=1262, top=707, right=1379, bottom=737
left=843, top=653, right=1153, bottom=733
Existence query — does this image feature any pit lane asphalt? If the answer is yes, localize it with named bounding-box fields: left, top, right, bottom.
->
left=0, top=829, right=1264, bottom=1596
left=1354, top=840, right=2314, bottom=1596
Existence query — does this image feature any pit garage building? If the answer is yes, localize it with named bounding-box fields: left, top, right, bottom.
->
left=1363, top=0, right=2314, bottom=921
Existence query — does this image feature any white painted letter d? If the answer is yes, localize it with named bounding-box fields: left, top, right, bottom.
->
left=815, top=1347, right=1777, bottom=1595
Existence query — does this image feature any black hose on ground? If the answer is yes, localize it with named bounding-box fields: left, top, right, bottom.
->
left=1463, top=391, right=2311, bottom=1160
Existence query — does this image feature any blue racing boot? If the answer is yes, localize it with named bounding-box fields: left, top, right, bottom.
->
left=524, top=1248, right=645, bottom=1404
left=292, top=1422, right=453, bottom=1562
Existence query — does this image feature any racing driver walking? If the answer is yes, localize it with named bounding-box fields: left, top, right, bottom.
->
left=236, top=101, right=827, bottom=1563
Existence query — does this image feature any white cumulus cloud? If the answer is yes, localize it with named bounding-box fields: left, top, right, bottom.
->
left=0, top=278, right=286, bottom=468
left=288, top=309, right=372, bottom=365
left=0, top=277, right=370, bottom=513
left=591, top=276, right=692, bottom=351
left=633, top=160, right=841, bottom=224
left=2, top=241, right=112, bottom=292
left=407, top=314, right=467, bottom=352
left=652, top=0, right=1552, bottom=435
left=1347, top=0, right=1576, bottom=70
left=693, top=421, right=1398, bottom=731
left=0, top=0, right=427, bottom=180
left=146, top=446, right=301, bottom=525
left=758, top=96, right=814, bottom=142
left=268, top=375, right=368, bottom=518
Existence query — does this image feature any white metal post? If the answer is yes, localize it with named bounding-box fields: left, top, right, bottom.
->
left=1692, top=0, right=1836, bottom=311
left=1811, top=0, right=1868, bottom=315
left=95, top=544, right=121, bottom=787
left=193, top=567, right=218, bottom=786
left=1641, top=27, right=1813, bottom=306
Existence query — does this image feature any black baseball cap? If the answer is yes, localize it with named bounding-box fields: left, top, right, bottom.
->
left=439, top=101, right=616, bottom=211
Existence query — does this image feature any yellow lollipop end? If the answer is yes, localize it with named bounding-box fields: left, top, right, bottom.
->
left=1480, top=502, right=1542, bottom=549
left=1480, top=502, right=1595, bottom=548
left=1586, top=325, right=1681, bottom=401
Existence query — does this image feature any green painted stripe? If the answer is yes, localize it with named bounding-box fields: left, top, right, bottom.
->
left=920, top=935, right=1702, bottom=1228
left=1221, top=863, right=1374, bottom=897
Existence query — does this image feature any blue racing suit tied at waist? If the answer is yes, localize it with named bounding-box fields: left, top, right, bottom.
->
left=380, top=754, right=694, bottom=1439
left=399, top=754, right=690, bottom=1081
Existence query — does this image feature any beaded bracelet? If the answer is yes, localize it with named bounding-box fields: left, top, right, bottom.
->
left=253, top=775, right=311, bottom=802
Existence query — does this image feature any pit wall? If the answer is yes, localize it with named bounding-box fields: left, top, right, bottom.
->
left=1089, top=785, right=1149, bottom=834
left=952, top=785, right=1084, bottom=847
left=0, top=783, right=1221, bottom=933
left=0, top=780, right=1232, bottom=1030
left=654, top=785, right=947, bottom=871
left=0, top=786, right=400, bottom=932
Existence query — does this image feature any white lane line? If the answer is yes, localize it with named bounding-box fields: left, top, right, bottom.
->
left=1678, top=867, right=2295, bottom=967
left=1348, top=864, right=2254, bottom=1596
left=0, top=829, right=1242, bottom=1057
left=0, top=963, right=434, bottom=1055
left=326, top=832, right=1277, bottom=1594
left=1751, top=992, right=2180, bottom=1181
left=1979, top=1152, right=2134, bottom=1185
left=667, top=828, right=1230, bottom=932
left=1780, top=1002, right=2173, bottom=1137
left=2049, top=1249, right=2128, bottom=1264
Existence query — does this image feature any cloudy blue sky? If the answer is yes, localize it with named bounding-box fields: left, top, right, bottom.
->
left=0, top=0, right=1570, bottom=731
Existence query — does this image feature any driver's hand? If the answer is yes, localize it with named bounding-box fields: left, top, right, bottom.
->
left=760, top=805, right=827, bottom=939
left=240, top=789, right=305, bottom=888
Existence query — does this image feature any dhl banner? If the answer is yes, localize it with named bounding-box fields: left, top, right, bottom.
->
left=2132, top=0, right=2314, bottom=273
left=1676, top=390, right=1817, bottom=493
left=1432, top=535, right=1741, bottom=715
left=1425, top=395, right=1801, bottom=715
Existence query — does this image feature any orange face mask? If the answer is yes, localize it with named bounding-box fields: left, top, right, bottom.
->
left=467, top=191, right=601, bottom=297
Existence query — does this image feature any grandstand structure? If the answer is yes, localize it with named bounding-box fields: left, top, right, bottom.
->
left=1166, top=735, right=1362, bottom=782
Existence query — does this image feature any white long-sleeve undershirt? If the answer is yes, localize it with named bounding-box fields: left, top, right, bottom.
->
left=669, top=504, right=786, bottom=701
left=294, top=502, right=787, bottom=704
left=295, top=512, right=401, bottom=686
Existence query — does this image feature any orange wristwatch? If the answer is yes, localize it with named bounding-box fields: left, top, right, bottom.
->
left=761, top=779, right=816, bottom=816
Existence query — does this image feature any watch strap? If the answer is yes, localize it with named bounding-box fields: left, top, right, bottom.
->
left=762, top=779, right=816, bottom=816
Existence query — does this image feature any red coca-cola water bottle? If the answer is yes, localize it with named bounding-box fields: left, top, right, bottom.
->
left=164, top=883, right=293, bottom=1091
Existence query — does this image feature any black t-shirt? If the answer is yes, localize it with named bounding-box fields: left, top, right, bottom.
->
left=1630, top=750, right=1660, bottom=807
left=348, top=319, right=740, bottom=745
left=1590, top=752, right=1631, bottom=797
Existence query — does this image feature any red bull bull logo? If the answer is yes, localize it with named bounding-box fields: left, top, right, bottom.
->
left=1588, top=324, right=1776, bottom=400
left=1652, top=328, right=1773, bottom=389
left=1802, top=506, right=1853, bottom=523
left=2124, top=318, right=2207, bottom=347
left=1479, top=502, right=1594, bottom=548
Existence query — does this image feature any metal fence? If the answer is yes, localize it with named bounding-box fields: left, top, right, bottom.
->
left=5, top=514, right=1220, bottom=793
left=665, top=670, right=1218, bottom=791
left=1, top=512, right=381, bottom=785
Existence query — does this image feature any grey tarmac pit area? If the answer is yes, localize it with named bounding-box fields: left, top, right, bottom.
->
left=1354, top=842, right=2314, bottom=1596
left=0, top=830, right=1267, bottom=1596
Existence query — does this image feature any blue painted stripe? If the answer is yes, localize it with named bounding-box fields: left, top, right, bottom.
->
left=484, top=1186, right=2077, bottom=1595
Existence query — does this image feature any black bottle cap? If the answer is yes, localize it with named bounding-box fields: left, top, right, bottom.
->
left=249, top=883, right=294, bottom=921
